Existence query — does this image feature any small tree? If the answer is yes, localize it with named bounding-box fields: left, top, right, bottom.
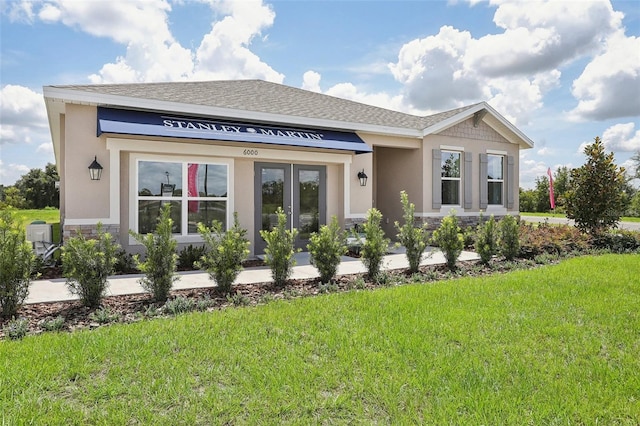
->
left=566, top=137, right=627, bottom=234
left=260, top=207, right=299, bottom=287
left=0, top=209, right=36, bottom=318
left=197, top=213, right=250, bottom=294
left=62, top=223, right=119, bottom=308
left=432, top=211, right=464, bottom=271
left=395, top=191, right=429, bottom=274
left=129, top=203, right=178, bottom=302
left=498, top=215, right=520, bottom=261
left=308, top=216, right=347, bottom=283
left=475, top=214, right=498, bottom=265
left=360, top=208, right=390, bottom=282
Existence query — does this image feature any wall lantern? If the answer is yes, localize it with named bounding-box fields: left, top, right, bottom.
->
left=357, top=169, right=368, bottom=187
left=88, top=156, right=103, bottom=181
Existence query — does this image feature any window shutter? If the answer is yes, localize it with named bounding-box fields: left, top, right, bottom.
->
left=432, top=149, right=441, bottom=209
left=507, top=155, right=515, bottom=209
left=479, top=154, right=488, bottom=210
left=464, top=151, right=472, bottom=209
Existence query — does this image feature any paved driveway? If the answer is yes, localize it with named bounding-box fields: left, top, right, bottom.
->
left=520, top=215, right=640, bottom=231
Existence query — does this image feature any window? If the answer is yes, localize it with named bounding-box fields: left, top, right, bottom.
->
left=487, top=155, right=504, bottom=205
left=441, top=151, right=461, bottom=205
left=136, top=160, right=228, bottom=235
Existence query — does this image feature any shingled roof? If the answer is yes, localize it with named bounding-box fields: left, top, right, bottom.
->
left=46, top=79, right=481, bottom=131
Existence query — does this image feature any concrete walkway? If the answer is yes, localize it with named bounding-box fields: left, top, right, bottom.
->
left=520, top=215, right=640, bottom=231
left=26, top=248, right=480, bottom=305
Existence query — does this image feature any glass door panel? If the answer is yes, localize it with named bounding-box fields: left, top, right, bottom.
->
left=293, top=165, right=326, bottom=250
left=254, top=163, right=291, bottom=254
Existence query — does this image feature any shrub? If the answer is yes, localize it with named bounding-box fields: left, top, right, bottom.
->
left=0, top=209, right=36, bottom=319
left=475, top=214, right=498, bottom=265
left=308, top=216, right=347, bottom=283
left=89, top=307, right=121, bottom=324
left=498, top=215, right=520, bottom=261
left=63, top=223, right=119, bottom=308
left=4, top=317, right=29, bottom=340
left=177, top=244, right=207, bottom=271
left=394, top=191, right=429, bottom=274
left=129, top=204, right=179, bottom=303
left=432, top=211, right=464, bottom=271
left=163, top=296, right=196, bottom=315
left=197, top=213, right=250, bottom=294
left=114, top=248, right=138, bottom=275
left=518, top=222, right=591, bottom=258
left=360, top=208, right=390, bottom=282
left=260, top=207, right=299, bottom=287
left=591, top=229, right=640, bottom=253
left=42, top=316, right=65, bottom=332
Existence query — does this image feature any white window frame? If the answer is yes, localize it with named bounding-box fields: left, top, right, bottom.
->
left=129, top=153, right=234, bottom=245
left=487, top=154, right=505, bottom=208
left=441, top=150, right=462, bottom=209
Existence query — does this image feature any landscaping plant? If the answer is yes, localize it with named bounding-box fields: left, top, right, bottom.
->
left=566, top=137, right=627, bottom=234
left=129, top=203, right=179, bottom=303
left=431, top=211, right=464, bottom=271
left=62, top=223, right=119, bottom=308
left=395, top=191, right=429, bottom=273
left=475, top=214, right=498, bottom=265
left=0, top=209, right=36, bottom=319
left=260, top=207, right=299, bottom=287
left=197, top=213, right=250, bottom=294
left=360, top=208, right=390, bottom=282
left=307, top=216, right=347, bottom=283
left=498, top=214, right=520, bottom=260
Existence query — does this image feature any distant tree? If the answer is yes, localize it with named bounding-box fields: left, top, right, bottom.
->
left=0, top=187, right=27, bottom=209
left=14, top=163, right=59, bottom=209
left=519, top=188, right=536, bottom=213
left=552, top=166, right=571, bottom=211
left=565, top=137, right=627, bottom=234
left=533, top=176, right=552, bottom=212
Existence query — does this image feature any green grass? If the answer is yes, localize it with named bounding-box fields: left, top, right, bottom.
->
left=521, top=211, right=640, bottom=222
left=2, top=254, right=639, bottom=424
left=9, top=208, right=61, bottom=242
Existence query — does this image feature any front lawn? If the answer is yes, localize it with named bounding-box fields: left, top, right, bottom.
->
left=1, top=254, right=639, bottom=424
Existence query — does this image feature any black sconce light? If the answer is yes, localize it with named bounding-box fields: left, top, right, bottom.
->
left=88, top=156, right=103, bottom=181
left=357, top=169, right=368, bottom=187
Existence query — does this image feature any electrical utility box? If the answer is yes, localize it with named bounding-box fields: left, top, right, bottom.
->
left=26, top=221, right=53, bottom=256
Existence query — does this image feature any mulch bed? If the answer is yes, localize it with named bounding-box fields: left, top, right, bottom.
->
left=1, top=257, right=544, bottom=340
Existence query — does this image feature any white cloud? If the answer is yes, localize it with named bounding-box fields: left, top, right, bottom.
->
left=0, top=158, right=30, bottom=186
left=192, top=0, right=283, bottom=83
left=30, top=0, right=282, bottom=84
left=0, top=85, right=48, bottom=145
left=301, top=71, right=321, bottom=93
left=2, top=0, right=35, bottom=23
left=388, top=0, right=625, bottom=125
left=36, top=143, right=54, bottom=154
left=602, top=123, right=640, bottom=152
left=537, top=147, right=552, bottom=156
left=568, top=33, right=640, bottom=121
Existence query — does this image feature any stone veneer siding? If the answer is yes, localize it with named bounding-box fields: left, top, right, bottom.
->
left=439, top=117, right=507, bottom=143
left=63, top=224, right=120, bottom=242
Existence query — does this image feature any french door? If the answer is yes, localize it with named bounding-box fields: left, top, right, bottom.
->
left=254, top=163, right=326, bottom=253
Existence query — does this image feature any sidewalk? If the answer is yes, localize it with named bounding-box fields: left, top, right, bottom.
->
left=26, top=248, right=480, bottom=305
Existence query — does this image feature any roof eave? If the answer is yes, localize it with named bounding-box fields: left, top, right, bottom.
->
left=422, top=101, right=535, bottom=149
left=42, top=86, right=423, bottom=139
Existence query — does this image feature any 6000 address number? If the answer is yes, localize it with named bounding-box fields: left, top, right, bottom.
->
left=243, top=149, right=259, bottom=156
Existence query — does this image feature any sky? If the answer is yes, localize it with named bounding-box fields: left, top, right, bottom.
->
left=1, top=0, right=639, bottom=189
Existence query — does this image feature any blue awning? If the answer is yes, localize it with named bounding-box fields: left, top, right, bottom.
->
left=97, top=107, right=372, bottom=154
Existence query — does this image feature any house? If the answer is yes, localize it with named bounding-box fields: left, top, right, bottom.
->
left=43, top=80, right=534, bottom=256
